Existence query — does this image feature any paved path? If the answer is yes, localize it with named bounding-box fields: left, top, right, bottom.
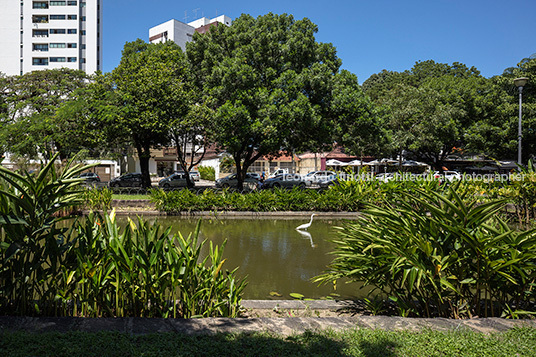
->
left=1, top=300, right=534, bottom=336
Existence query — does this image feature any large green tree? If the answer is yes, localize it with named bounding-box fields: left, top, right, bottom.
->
left=471, top=56, right=536, bottom=162
left=187, top=13, right=347, bottom=189
left=331, top=70, right=384, bottom=158
left=103, top=39, right=191, bottom=188
left=0, top=69, right=88, bottom=161
left=363, top=60, right=502, bottom=167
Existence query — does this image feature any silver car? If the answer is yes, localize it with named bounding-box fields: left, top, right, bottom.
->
left=304, top=170, right=337, bottom=185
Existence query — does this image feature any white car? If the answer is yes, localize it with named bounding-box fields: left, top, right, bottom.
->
left=304, top=171, right=337, bottom=185
left=434, top=170, right=462, bottom=182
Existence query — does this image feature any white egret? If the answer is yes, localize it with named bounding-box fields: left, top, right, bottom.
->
left=296, top=214, right=315, bottom=230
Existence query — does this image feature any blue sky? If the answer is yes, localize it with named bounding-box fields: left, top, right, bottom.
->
left=103, top=0, right=536, bottom=82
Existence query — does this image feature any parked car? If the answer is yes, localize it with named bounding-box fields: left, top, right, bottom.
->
left=109, top=173, right=143, bottom=187
left=262, top=174, right=307, bottom=189
left=248, top=172, right=261, bottom=181
left=159, top=172, right=193, bottom=189
left=215, top=173, right=259, bottom=188
left=189, top=170, right=200, bottom=182
left=175, top=170, right=200, bottom=182
left=433, top=170, right=462, bottom=182
left=267, top=168, right=288, bottom=179
left=303, top=170, right=336, bottom=185
left=78, top=172, right=100, bottom=183
left=319, top=178, right=340, bottom=188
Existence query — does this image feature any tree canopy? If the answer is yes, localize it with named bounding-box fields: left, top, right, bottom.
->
left=0, top=69, right=88, bottom=161
left=100, top=39, right=191, bottom=187
left=187, top=13, right=376, bottom=188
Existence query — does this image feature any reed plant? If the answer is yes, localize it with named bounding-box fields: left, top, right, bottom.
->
left=316, top=185, right=536, bottom=318
left=0, top=159, right=246, bottom=318
left=83, top=187, right=113, bottom=211
left=0, top=154, right=91, bottom=315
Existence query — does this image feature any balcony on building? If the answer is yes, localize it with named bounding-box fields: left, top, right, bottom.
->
left=32, top=15, right=49, bottom=23
left=32, top=1, right=49, bottom=9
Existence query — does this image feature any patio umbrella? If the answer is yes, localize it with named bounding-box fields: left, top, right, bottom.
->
left=364, top=160, right=381, bottom=166
left=347, top=160, right=363, bottom=166
left=326, top=159, right=347, bottom=166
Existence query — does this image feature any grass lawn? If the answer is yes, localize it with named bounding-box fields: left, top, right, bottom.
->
left=1, top=327, right=535, bottom=356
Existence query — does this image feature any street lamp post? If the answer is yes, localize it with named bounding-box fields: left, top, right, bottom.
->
left=514, top=77, right=529, bottom=165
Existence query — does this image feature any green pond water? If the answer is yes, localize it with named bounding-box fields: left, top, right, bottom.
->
left=116, top=216, right=366, bottom=300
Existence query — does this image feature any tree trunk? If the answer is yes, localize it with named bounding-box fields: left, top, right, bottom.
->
left=135, top=141, right=152, bottom=188
left=234, top=154, right=244, bottom=191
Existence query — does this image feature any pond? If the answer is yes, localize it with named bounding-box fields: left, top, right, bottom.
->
left=116, top=215, right=367, bottom=300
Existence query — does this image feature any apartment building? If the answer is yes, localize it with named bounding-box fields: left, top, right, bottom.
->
left=149, top=15, right=232, bottom=50
left=0, top=0, right=102, bottom=76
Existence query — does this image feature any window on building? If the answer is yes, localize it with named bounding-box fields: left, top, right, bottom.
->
left=49, top=43, right=66, bottom=48
left=50, top=1, right=67, bottom=5
left=67, top=29, right=77, bottom=34
left=80, top=30, right=86, bottom=35
left=50, top=15, right=66, bottom=20
left=81, top=16, right=86, bottom=21
left=81, top=58, right=86, bottom=63
left=32, top=15, right=49, bottom=23
left=67, top=0, right=77, bottom=5
left=32, top=58, right=49, bottom=66
left=32, top=2, right=49, bottom=9
left=68, top=57, right=77, bottom=62
left=32, top=29, right=49, bottom=37
left=49, top=29, right=66, bottom=34
left=81, top=44, right=86, bottom=49
left=33, top=44, right=49, bottom=51
left=67, top=14, right=77, bottom=20
left=80, top=2, right=86, bottom=7
left=50, top=57, right=66, bottom=62
left=67, top=43, right=77, bottom=48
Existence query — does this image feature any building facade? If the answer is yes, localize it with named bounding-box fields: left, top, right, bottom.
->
left=149, top=15, right=231, bottom=50
left=0, top=0, right=102, bottom=76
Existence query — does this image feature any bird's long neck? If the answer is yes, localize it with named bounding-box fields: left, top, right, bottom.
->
left=309, top=215, right=314, bottom=224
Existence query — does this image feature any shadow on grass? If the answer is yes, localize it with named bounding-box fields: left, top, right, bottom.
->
left=0, top=329, right=402, bottom=357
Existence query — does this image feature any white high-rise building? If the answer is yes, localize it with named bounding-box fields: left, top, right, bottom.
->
left=0, top=0, right=102, bottom=76
left=149, top=15, right=232, bottom=51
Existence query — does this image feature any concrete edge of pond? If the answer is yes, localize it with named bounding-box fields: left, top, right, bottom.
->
left=88, top=207, right=361, bottom=219
left=1, top=315, right=534, bottom=336
left=1, top=300, right=535, bottom=336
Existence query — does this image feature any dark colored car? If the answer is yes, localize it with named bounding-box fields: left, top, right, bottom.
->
left=109, top=173, right=143, bottom=187
left=158, top=172, right=193, bottom=188
left=262, top=174, right=307, bottom=189
left=78, top=172, right=100, bottom=183
left=215, top=173, right=259, bottom=188
left=319, top=178, right=340, bottom=188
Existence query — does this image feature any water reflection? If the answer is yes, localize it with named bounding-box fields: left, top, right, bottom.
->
left=116, top=216, right=364, bottom=300
left=295, top=229, right=316, bottom=248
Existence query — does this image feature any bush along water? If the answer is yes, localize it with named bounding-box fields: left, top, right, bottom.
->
left=148, top=179, right=443, bottom=213
left=316, top=185, right=536, bottom=318
left=0, top=157, right=246, bottom=317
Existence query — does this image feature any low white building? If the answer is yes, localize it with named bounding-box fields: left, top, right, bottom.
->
left=149, top=15, right=232, bottom=50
